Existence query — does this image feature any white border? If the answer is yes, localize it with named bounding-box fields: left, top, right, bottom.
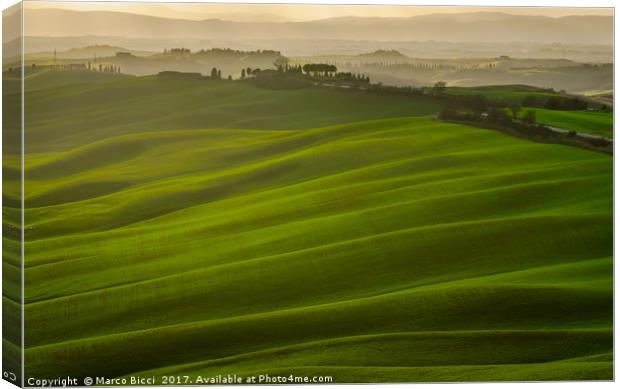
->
left=0, top=1, right=616, bottom=389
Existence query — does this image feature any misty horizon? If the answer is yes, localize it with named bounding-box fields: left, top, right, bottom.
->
left=24, top=2, right=613, bottom=23
left=15, top=6, right=613, bottom=46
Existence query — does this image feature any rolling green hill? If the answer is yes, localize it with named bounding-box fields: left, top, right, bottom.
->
left=18, top=76, right=441, bottom=152
left=3, top=75, right=612, bottom=382
left=518, top=108, right=613, bottom=138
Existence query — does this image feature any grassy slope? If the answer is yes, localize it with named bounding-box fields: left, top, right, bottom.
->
left=20, top=76, right=441, bottom=153
left=3, top=68, right=131, bottom=93
left=518, top=108, right=613, bottom=138
left=7, top=77, right=612, bottom=382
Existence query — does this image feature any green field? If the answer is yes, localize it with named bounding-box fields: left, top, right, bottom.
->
left=445, top=85, right=560, bottom=103
left=518, top=108, right=613, bottom=138
left=16, top=75, right=440, bottom=152
left=3, top=76, right=613, bottom=382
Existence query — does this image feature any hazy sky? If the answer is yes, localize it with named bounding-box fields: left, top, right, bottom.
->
left=24, top=1, right=613, bottom=22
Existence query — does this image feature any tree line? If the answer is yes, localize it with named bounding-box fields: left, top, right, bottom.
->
left=325, top=61, right=497, bottom=71
left=522, top=95, right=588, bottom=111
left=238, top=63, right=370, bottom=86
left=301, top=64, right=337, bottom=77
left=29, top=62, right=121, bottom=74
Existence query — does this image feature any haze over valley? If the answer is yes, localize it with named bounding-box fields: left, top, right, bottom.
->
left=3, top=5, right=611, bottom=95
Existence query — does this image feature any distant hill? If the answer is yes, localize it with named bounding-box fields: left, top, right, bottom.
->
left=201, top=12, right=293, bottom=23
left=293, top=53, right=611, bottom=93
left=29, top=45, right=156, bottom=60
left=24, top=47, right=288, bottom=77
left=63, top=45, right=154, bottom=58
left=23, top=9, right=613, bottom=45
left=10, top=37, right=612, bottom=63
left=138, top=48, right=286, bottom=77
left=356, top=50, right=411, bottom=61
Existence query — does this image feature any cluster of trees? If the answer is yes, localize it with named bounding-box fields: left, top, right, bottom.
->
left=403, top=62, right=494, bottom=70
left=244, top=69, right=313, bottom=90
left=579, top=63, right=612, bottom=69
left=279, top=64, right=303, bottom=74
left=42, top=62, right=121, bottom=74
left=197, top=48, right=281, bottom=56
left=366, top=83, right=425, bottom=96
left=158, top=69, right=234, bottom=81
left=302, top=63, right=338, bottom=77
left=423, top=81, right=592, bottom=113
left=240, top=67, right=262, bottom=79
left=331, top=61, right=497, bottom=71
left=271, top=63, right=371, bottom=83
left=239, top=62, right=371, bottom=89
left=163, top=48, right=285, bottom=64
left=455, top=63, right=497, bottom=70
left=91, top=63, right=121, bottom=73
left=334, top=72, right=371, bottom=83
left=429, top=81, right=447, bottom=96
left=428, top=85, right=538, bottom=126
left=522, top=95, right=588, bottom=111
left=163, top=48, right=191, bottom=55
left=438, top=102, right=540, bottom=132
left=210, top=67, right=223, bottom=79
left=359, top=79, right=594, bottom=122
left=431, top=89, right=613, bottom=148
left=438, top=100, right=610, bottom=151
